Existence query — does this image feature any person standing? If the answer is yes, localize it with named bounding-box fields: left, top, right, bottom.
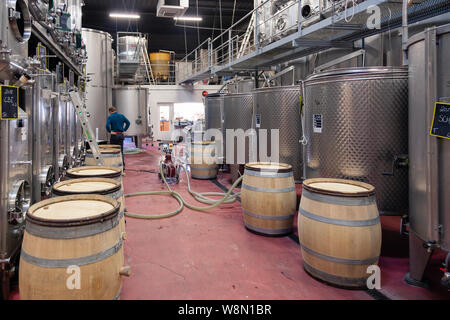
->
left=106, top=107, right=130, bottom=170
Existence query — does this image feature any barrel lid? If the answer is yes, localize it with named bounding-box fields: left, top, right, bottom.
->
left=66, top=166, right=121, bottom=179
left=303, top=178, right=375, bottom=197
left=245, top=162, right=292, bottom=173
left=87, top=148, right=120, bottom=154
left=52, top=178, right=121, bottom=196
left=26, top=194, right=119, bottom=227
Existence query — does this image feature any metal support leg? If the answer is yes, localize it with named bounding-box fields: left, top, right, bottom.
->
left=404, top=231, right=434, bottom=288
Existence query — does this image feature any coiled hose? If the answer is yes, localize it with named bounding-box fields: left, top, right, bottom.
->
left=124, top=163, right=243, bottom=219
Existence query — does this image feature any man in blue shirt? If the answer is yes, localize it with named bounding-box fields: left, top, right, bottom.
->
left=106, top=107, right=130, bottom=170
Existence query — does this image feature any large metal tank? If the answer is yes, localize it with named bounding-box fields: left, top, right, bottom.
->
left=406, top=24, right=450, bottom=286
left=223, top=93, right=255, bottom=166
left=0, top=0, right=31, bottom=83
left=204, top=93, right=224, bottom=157
left=54, top=83, right=70, bottom=179
left=0, top=87, right=33, bottom=299
left=31, top=72, right=56, bottom=203
left=82, top=28, right=113, bottom=141
left=253, top=86, right=303, bottom=182
left=303, top=67, right=409, bottom=215
left=112, top=87, right=149, bottom=148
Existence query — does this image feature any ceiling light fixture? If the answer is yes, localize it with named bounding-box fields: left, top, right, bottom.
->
left=173, top=16, right=202, bottom=22
left=109, top=13, right=141, bottom=19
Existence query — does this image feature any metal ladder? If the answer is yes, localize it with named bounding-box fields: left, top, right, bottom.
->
left=141, top=35, right=156, bottom=85
left=238, top=12, right=255, bottom=59
left=68, top=90, right=105, bottom=166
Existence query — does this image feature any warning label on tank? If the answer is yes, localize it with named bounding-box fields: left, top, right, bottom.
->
left=313, top=114, right=323, bottom=133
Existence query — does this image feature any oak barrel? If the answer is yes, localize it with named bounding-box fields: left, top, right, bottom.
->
left=19, top=195, right=127, bottom=300
left=52, top=178, right=126, bottom=237
left=66, top=166, right=122, bottom=182
left=190, top=141, right=218, bottom=180
left=85, top=148, right=123, bottom=170
left=241, top=163, right=297, bottom=236
left=298, top=178, right=382, bottom=287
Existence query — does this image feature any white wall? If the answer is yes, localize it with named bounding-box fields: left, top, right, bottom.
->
left=144, top=85, right=222, bottom=141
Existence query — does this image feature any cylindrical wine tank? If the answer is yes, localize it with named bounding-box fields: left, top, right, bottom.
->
left=223, top=93, right=255, bottom=166
left=82, top=28, right=113, bottom=141
left=303, top=67, right=409, bottom=215
left=252, top=86, right=303, bottom=182
left=112, top=87, right=149, bottom=148
left=204, top=93, right=224, bottom=160
left=407, top=23, right=450, bottom=277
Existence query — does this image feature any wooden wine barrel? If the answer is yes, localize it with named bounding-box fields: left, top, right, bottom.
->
left=190, top=141, right=218, bottom=180
left=52, top=178, right=126, bottom=237
left=19, top=194, right=129, bottom=300
left=298, top=178, right=382, bottom=288
left=85, top=148, right=122, bottom=170
left=241, top=163, right=297, bottom=236
left=66, top=166, right=122, bottom=182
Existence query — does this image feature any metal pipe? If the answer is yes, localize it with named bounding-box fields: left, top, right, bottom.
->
left=402, top=0, right=409, bottom=65
left=0, top=114, right=10, bottom=256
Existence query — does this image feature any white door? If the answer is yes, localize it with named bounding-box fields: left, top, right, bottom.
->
left=158, top=103, right=174, bottom=141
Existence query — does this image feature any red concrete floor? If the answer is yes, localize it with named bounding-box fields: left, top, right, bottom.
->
left=7, top=145, right=450, bottom=300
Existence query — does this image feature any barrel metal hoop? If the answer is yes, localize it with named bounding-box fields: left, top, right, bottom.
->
left=299, top=207, right=380, bottom=227
left=242, top=208, right=295, bottom=221
left=300, top=241, right=379, bottom=265
left=191, top=174, right=217, bottom=179
left=25, top=213, right=121, bottom=239
left=244, top=169, right=293, bottom=178
left=112, top=289, right=121, bottom=300
left=21, top=239, right=123, bottom=268
left=303, top=262, right=369, bottom=287
left=244, top=221, right=292, bottom=235
left=242, top=184, right=296, bottom=193
left=86, top=153, right=120, bottom=158
left=302, top=189, right=376, bottom=206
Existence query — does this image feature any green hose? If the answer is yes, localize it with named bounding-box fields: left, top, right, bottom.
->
left=124, top=163, right=243, bottom=219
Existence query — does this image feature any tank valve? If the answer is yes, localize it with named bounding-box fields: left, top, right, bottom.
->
left=382, top=154, right=408, bottom=176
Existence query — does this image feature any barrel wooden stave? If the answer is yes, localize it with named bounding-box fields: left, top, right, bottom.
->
left=298, top=178, right=382, bottom=287
left=241, top=163, right=297, bottom=236
left=19, top=195, right=125, bottom=300
left=85, top=149, right=123, bottom=171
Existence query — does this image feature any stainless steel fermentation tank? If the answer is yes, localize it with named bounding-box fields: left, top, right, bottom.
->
left=253, top=86, right=303, bottom=182
left=0, top=88, right=33, bottom=299
left=32, top=72, right=56, bottom=203
left=303, top=67, right=409, bottom=215
left=223, top=93, right=254, bottom=181
left=82, top=28, right=113, bottom=142
left=405, top=24, right=450, bottom=288
left=204, top=93, right=225, bottom=159
left=54, top=83, right=70, bottom=179
left=112, top=87, right=149, bottom=148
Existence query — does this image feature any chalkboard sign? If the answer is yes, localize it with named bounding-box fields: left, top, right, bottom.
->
left=430, top=102, right=450, bottom=139
left=0, top=85, right=19, bottom=120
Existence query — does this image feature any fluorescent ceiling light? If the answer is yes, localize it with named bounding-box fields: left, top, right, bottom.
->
left=174, top=16, right=202, bottom=22
left=109, top=13, right=140, bottom=19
